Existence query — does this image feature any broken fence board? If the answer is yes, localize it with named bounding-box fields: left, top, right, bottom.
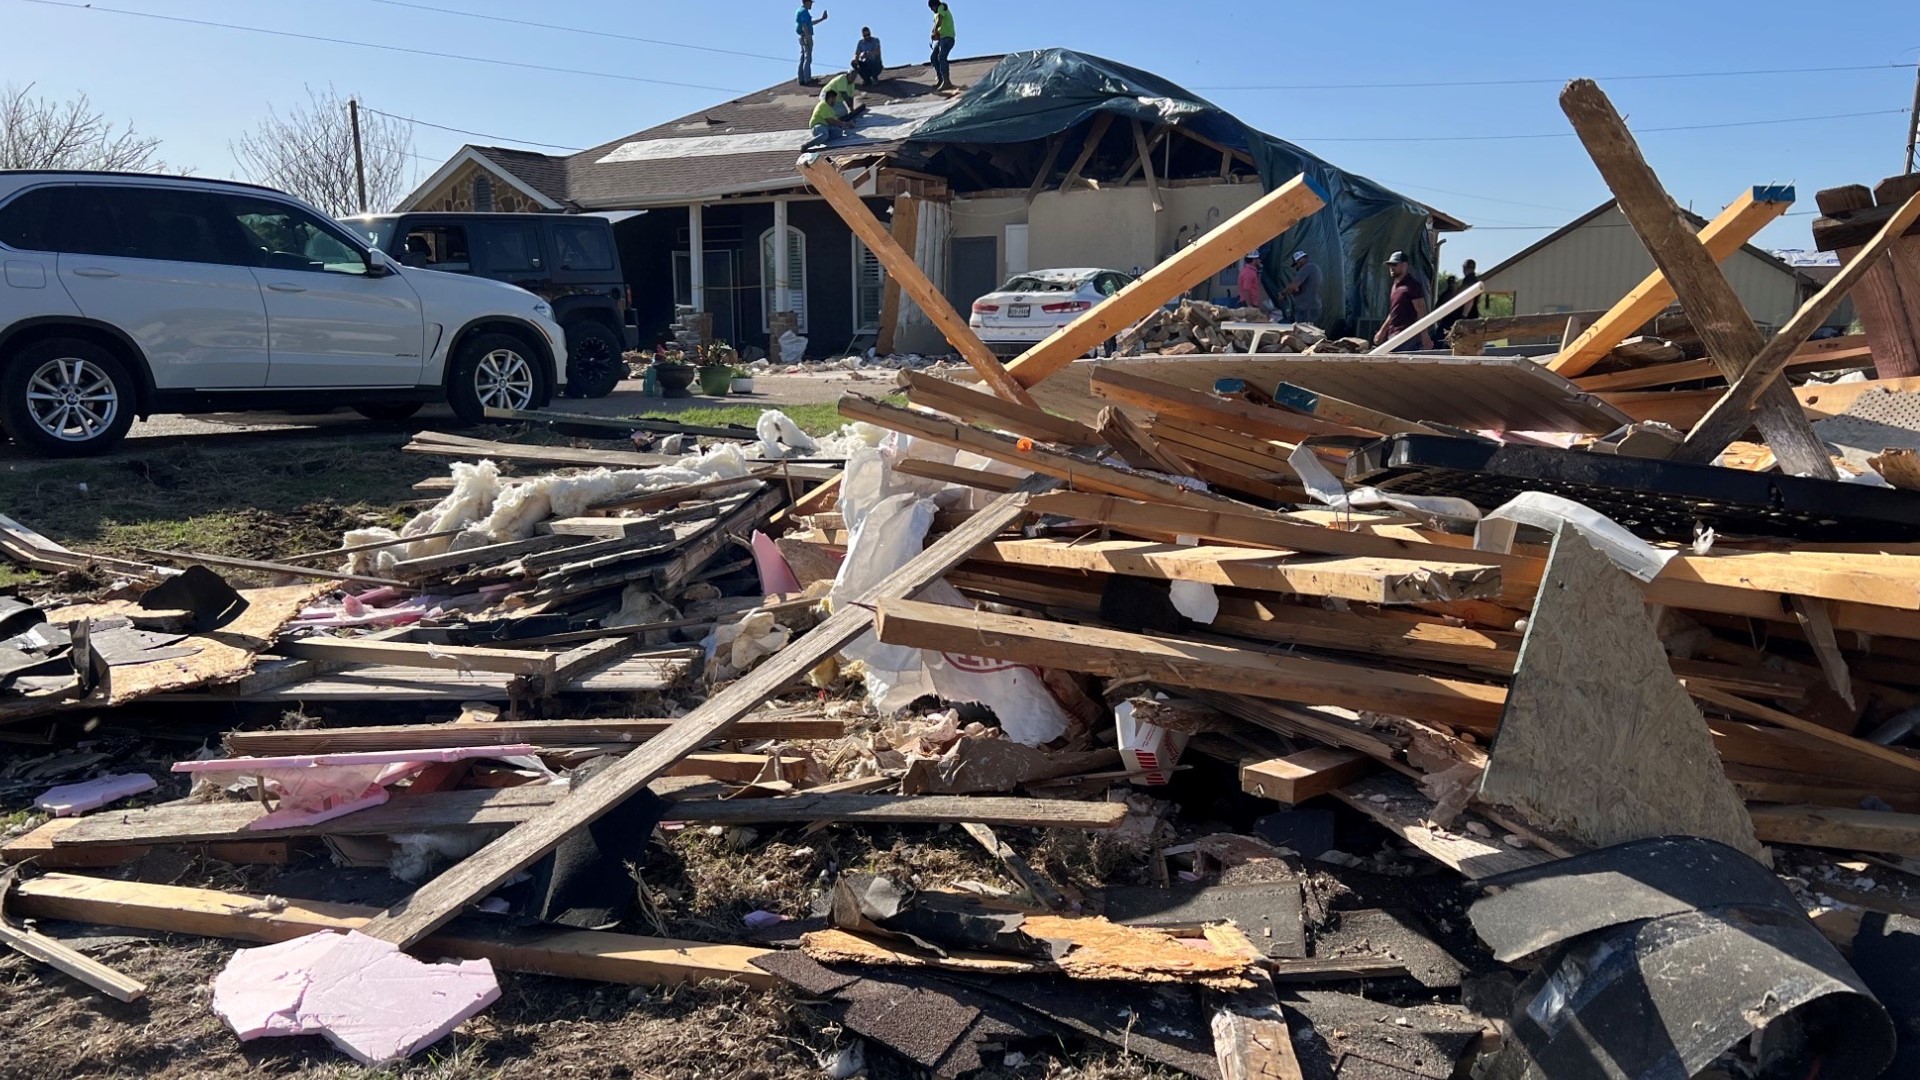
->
left=274, top=639, right=559, bottom=678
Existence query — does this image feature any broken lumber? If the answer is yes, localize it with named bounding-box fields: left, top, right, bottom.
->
left=1747, top=805, right=1920, bottom=858
left=9, top=874, right=776, bottom=989
left=273, top=638, right=559, bottom=677
left=1097, top=406, right=1195, bottom=476
left=1005, top=175, right=1326, bottom=388
left=1, top=868, right=146, bottom=1001
left=1088, top=366, right=1370, bottom=442
left=1240, top=748, right=1375, bottom=804
left=136, top=548, right=404, bottom=588
left=1550, top=185, right=1796, bottom=377
left=224, top=715, right=843, bottom=755
left=354, top=475, right=1057, bottom=948
left=873, top=598, right=1508, bottom=730
left=899, top=370, right=1099, bottom=447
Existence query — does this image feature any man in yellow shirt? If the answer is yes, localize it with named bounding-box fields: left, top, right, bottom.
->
left=927, top=0, right=956, bottom=91
left=808, top=91, right=854, bottom=146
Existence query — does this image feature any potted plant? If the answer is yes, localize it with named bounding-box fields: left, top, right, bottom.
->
left=729, top=366, right=756, bottom=395
left=697, top=361, right=734, bottom=396
left=651, top=354, right=696, bottom=398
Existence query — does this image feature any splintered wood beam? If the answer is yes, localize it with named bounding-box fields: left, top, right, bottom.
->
left=1096, top=406, right=1193, bottom=475
left=1558, top=79, right=1834, bottom=478
left=1241, top=748, right=1376, bottom=804
left=1680, top=187, right=1920, bottom=461
left=797, top=153, right=1035, bottom=408
left=898, top=369, right=1101, bottom=446
left=1131, top=119, right=1163, bottom=212
left=1005, top=175, right=1326, bottom=389
left=873, top=193, right=918, bottom=354
left=873, top=598, right=1509, bottom=730
left=1089, top=366, right=1372, bottom=442
left=1549, top=186, right=1795, bottom=377
left=1058, top=112, right=1116, bottom=193
left=354, top=474, right=1057, bottom=948
left=10, top=873, right=777, bottom=989
left=273, top=638, right=559, bottom=677
left=1025, top=133, right=1067, bottom=205
left=1, top=869, right=147, bottom=1001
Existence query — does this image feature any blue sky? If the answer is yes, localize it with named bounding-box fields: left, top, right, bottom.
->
left=8, top=0, right=1918, bottom=270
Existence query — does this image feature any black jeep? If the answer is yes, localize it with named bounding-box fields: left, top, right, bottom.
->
left=348, top=212, right=630, bottom=398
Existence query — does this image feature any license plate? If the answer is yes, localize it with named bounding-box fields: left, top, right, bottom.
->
left=1008, top=304, right=1030, bottom=318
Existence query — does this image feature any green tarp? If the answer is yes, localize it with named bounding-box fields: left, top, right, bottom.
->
left=911, top=49, right=1441, bottom=337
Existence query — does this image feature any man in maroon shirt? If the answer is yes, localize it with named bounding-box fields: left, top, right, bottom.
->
left=1373, top=250, right=1432, bottom=352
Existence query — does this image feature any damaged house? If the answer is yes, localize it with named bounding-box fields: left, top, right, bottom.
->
left=399, top=49, right=1462, bottom=356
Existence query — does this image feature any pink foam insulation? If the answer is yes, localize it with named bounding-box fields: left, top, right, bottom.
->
left=34, top=773, right=157, bottom=816
left=212, top=930, right=500, bottom=1066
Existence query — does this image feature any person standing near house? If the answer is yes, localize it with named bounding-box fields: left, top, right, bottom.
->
left=1434, top=258, right=1480, bottom=342
left=1374, top=251, right=1433, bottom=351
left=852, top=27, right=884, bottom=87
left=1237, top=250, right=1271, bottom=312
left=928, top=0, right=956, bottom=91
left=796, top=0, right=828, bottom=86
left=1280, top=249, right=1322, bottom=326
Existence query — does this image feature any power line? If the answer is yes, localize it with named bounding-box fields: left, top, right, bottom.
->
left=1293, top=108, right=1908, bottom=143
left=360, top=107, right=585, bottom=152
left=355, top=0, right=792, bottom=64
left=1195, top=62, right=1918, bottom=92
left=1467, top=210, right=1820, bottom=231
left=14, top=0, right=750, bottom=94
left=1373, top=181, right=1587, bottom=214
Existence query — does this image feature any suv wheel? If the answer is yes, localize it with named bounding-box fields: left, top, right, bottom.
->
left=354, top=402, right=425, bottom=423
left=1, top=339, right=137, bottom=457
left=563, top=317, right=626, bottom=399
left=447, top=333, right=540, bottom=424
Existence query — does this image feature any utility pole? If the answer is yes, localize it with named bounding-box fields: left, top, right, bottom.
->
left=349, top=97, right=369, bottom=213
left=1907, top=64, right=1920, bottom=175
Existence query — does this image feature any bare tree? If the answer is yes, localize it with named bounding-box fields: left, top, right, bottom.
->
left=231, top=86, right=413, bottom=217
left=0, top=83, right=164, bottom=171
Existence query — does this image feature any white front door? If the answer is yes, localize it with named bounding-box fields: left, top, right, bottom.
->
left=55, top=184, right=270, bottom=389
left=222, top=196, right=426, bottom=388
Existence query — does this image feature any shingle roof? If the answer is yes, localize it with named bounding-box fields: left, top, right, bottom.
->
left=562, top=55, right=1006, bottom=208
left=473, top=146, right=572, bottom=206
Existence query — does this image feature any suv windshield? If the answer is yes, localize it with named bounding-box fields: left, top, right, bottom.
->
left=1001, top=273, right=1095, bottom=293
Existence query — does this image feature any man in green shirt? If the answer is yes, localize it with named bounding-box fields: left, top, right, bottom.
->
left=808, top=91, right=853, bottom=146
left=927, top=0, right=956, bottom=91
left=821, top=70, right=855, bottom=104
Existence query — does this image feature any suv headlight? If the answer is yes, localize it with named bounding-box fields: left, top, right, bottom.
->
left=532, top=301, right=553, bottom=318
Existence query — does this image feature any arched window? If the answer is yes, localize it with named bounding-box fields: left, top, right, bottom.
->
left=760, top=225, right=807, bottom=333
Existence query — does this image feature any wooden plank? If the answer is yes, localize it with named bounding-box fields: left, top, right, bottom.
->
left=873, top=598, right=1508, bottom=731
left=1097, top=406, right=1194, bottom=475
left=797, top=154, right=1035, bottom=407
left=1005, top=175, right=1326, bottom=389
left=404, top=432, right=674, bottom=469
left=274, top=638, right=558, bottom=678
left=1240, top=749, right=1375, bottom=805
left=1681, top=187, right=1920, bottom=460
left=1558, top=78, right=1834, bottom=478
left=1272, top=382, right=1441, bottom=436
left=387, top=534, right=577, bottom=578
left=225, top=714, right=841, bottom=755
left=899, top=370, right=1100, bottom=446
left=893, top=458, right=1025, bottom=494
left=1373, top=281, right=1484, bottom=354
left=873, top=194, right=917, bottom=354
left=355, top=474, right=1056, bottom=948
left=50, top=788, right=1127, bottom=847
left=839, top=392, right=1236, bottom=512
left=1478, top=526, right=1764, bottom=859
left=1058, top=112, right=1115, bottom=193
left=136, top=547, right=403, bottom=588
left=1130, top=119, right=1163, bottom=212
left=1686, top=683, right=1920, bottom=782
left=1550, top=186, right=1794, bottom=377
left=10, top=873, right=776, bottom=989
left=1572, top=342, right=1869, bottom=392
left=481, top=406, right=756, bottom=441
left=1089, top=366, right=1370, bottom=442
left=0, top=894, right=147, bottom=1001
left=1448, top=310, right=1611, bottom=354
left=974, top=537, right=1504, bottom=606
left=1748, top=805, right=1920, bottom=857
left=1024, top=134, right=1067, bottom=205
left=1331, top=772, right=1554, bottom=879
left=1213, top=988, right=1306, bottom=1080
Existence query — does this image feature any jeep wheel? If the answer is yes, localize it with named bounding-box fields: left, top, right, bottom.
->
left=353, top=402, right=425, bottom=423
left=563, top=318, right=626, bottom=399
left=1, top=338, right=137, bottom=457
left=447, top=333, right=539, bottom=424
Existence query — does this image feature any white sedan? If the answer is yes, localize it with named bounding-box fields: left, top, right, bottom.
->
left=968, top=268, right=1134, bottom=355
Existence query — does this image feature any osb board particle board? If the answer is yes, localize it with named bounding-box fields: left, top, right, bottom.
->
left=44, top=584, right=327, bottom=705
left=800, top=916, right=1261, bottom=988
left=1478, top=525, right=1765, bottom=861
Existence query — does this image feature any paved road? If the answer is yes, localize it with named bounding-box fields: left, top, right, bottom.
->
left=0, top=370, right=884, bottom=469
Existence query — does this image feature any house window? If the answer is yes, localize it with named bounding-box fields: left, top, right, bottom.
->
left=760, top=225, right=807, bottom=334
left=852, top=238, right=886, bottom=332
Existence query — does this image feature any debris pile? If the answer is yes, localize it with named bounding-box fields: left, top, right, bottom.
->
left=8, top=79, right=1920, bottom=1079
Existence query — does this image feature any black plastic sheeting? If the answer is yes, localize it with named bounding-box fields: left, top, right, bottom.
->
left=910, top=49, right=1439, bottom=337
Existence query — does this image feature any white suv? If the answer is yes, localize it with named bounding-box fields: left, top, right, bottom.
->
left=0, top=171, right=567, bottom=456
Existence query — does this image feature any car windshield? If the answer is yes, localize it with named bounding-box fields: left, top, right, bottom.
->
left=1000, top=273, right=1095, bottom=293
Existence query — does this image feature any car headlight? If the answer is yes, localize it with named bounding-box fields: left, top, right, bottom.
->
left=532, top=301, right=553, bottom=319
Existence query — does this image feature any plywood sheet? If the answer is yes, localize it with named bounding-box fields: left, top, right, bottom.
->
left=1478, top=526, right=1764, bottom=861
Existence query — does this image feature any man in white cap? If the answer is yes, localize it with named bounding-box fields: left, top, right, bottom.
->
left=1237, top=249, right=1271, bottom=312
left=1279, top=249, right=1322, bottom=326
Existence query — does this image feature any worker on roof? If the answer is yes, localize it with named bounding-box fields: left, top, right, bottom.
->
left=1238, top=250, right=1271, bottom=313
left=808, top=91, right=855, bottom=147
left=852, top=27, right=885, bottom=88
left=796, top=0, right=828, bottom=86
left=1280, top=249, right=1323, bottom=327
left=1375, top=251, right=1434, bottom=352
left=821, top=69, right=855, bottom=104
left=928, top=0, right=956, bottom=92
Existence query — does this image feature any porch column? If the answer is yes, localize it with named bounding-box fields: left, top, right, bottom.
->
left=773, top=197, right=792, bottom=318
left=688, top=202, right=706, bottom=313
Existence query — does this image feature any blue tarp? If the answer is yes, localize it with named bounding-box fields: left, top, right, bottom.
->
left=911, top=49, right=1439, bottom=337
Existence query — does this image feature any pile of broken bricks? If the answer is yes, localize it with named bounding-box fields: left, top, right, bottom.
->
left=11, top=78, right=1920, bottom=1078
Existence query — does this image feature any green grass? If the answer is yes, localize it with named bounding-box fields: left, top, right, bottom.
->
left=636, top=402, right=847, bottom=435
